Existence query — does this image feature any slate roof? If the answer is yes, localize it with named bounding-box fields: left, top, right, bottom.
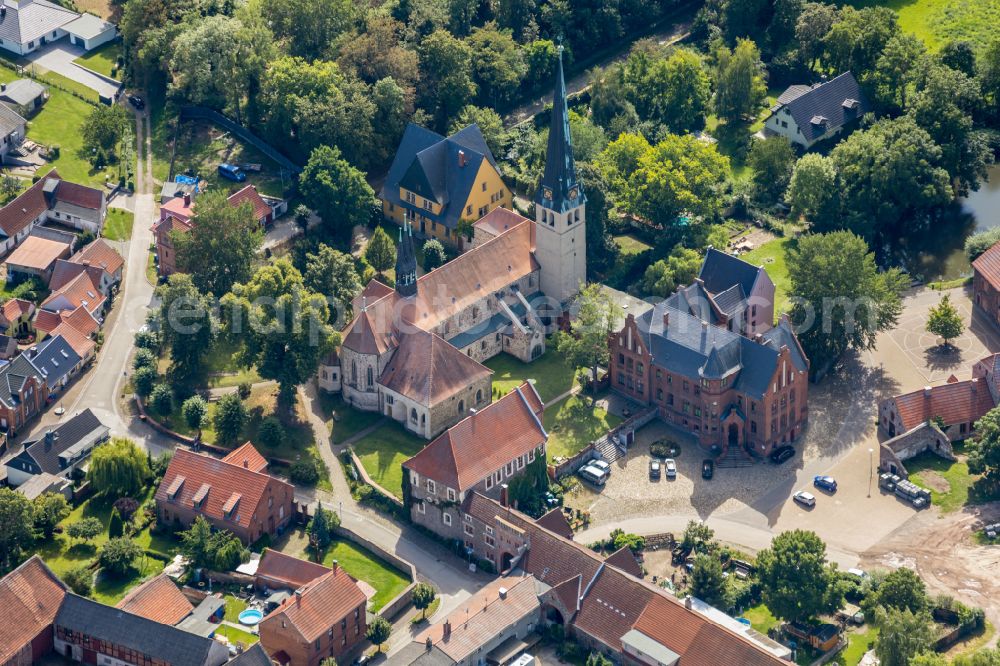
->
left=31, top=332, right=82, bottom=386
left=0, top=351, right=42, bottom=408
left=255, top=548, right=331, bottom=591
left=155, top=447, right=293, bottom=530
left=4, top=234, right=70, bottom=271
left=0, top=97, right=25, bottom=136
left=973, top=240, right=1000, bottom=291
left=536, top=47, right=585, bottom=214
left=889, top=378, right=995, bottom=432
left=0, top=555, right=67, bottom=664
left=220, top=441, right=269, bottom=473
left=403, top=381, right=545, bottom=490
left=9, top=408, right=107, bottom=475
left=382, top=123, right=500, bottom=231
left=0, top=0, right=81, bottom=45
left=698, top=248, right=764, bottom=301
left=261, top=567, right=367, bottom=643
left=379, top=328, right=492, bottom=407
left=116, top=574, right=194, bottom=626
left=774, top=72, right=868, bottom=144
left=0, top=78, right=45, bottom=107
left=56, top=594, right=230, bottom=666
left=228, top=643, right=275, bottom=666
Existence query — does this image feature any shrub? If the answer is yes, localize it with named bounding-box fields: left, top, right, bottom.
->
left=422, top=239, right=447, bottom=271
left=134, top=330, right=159, bottom=350
left=113, top=497, right=140, bottom=523
left=64, top=566, right=93, bottom=596
left=290, top=454, right=322, bottom=485
left=99, top=537, right=141, bottom=576
left=132, top=365, right=157, bottom=397
left=149, top=384, right=173, bottom=415
left=649, top=439, right=680, bottom=458
left=108, top=507, right=125, bottom=538
left=966, top=227, right=1000, bottom=261
left=237, top=382, right=252, bottom=400
left=66, top=517, right=103, bottom=542
left=258, top=417, right=285, bottom=448
left=132, top=348, right=157, bottom=370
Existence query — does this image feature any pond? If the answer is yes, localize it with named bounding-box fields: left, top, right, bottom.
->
left=900, top=164, right=1000, bottom=283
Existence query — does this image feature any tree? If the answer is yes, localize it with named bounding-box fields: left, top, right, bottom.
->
left=64, top=566, right=93, bottom=596
left=418, top=29, right=477, bottom=130
left=756, top=530, right=843, bottom=623
left=213, top=392, right=247, bottom=446
left=713, top=39, right=768, bottom=125
left=823, top=6, right=899, bottom=79
left=555, top=284, right=615, bottom=400
left=172, top=190, right=263, bottom=297
left=113, top=497, right=140, bottom=524
left=966, top=228, right=1000, bottom=262
left=149, top=384, right=173, bottom=416
left=787, top=231, right=908, bottom=374
left=412, top=583, right=437, bottom=619
left=650, top=48, right=712, bottom=133
left=182, top=395, right=208, bottom=436
left=219, top=259, right=337, bottom=408
left=690, top=555, right=728, bottom=609
left=294, top=204, right=312, bottom=233
left=179, top=516, right=214, bottom=568
left=422, top=239, right=447, bottom=271
left=320, top=659, right=339, bottom=666
left=258, top=417, right=285, bottom=449
left=787, top=153, right=839, bottom=229
left=108, top=507, right=125, bottom=538
left=0, top=488, right=34, bottom=573
left=367, top=616, right=392, bottom=652
left=32, top=492, right=70, bottom=539
left=467, top=23, right=526, bottom=106
left=81, top=104, right=129, bottom=165
left=299, top=145, right=375, bottom=242
left=156, top=274, right=213, bottom=388
left=864, top=567, right=928, bottom=616
left=66, top=517, right=104, bottom=543
left=610, top=528, right=645, bottom=553
left=307, top=504, right=339, bottom=554
left=967, top=407, right=1000, bottom=481
left=262, top=0, right=355, bottom=60
left=748, top=137, right=795, bottom=206
left=940, top=41, right=977, bottom=78
left=134, top=329, right=159, bottom=351
left=1, top=173, right=21, bottom=202
left=796, top=2, right=837, bottom=68
left=980, top=38, right=1000, bottom=122
left=99, top=537, right=142, bottom=577
left=133, top=348, right=157, bottom=371
left=291, top=455, right=322, bottom=485
left=875, top=607, right=935, bottom=666
left=926, top=294, right=964, bottom=348
left=304, top=244, right=362, bottom=324
left=954, top=650, right=1000, bottom=666
left=208, top=530, right=247, bottom=570
left=365, top=227, right=397, bottom=277
left=586, top=653, right=614, bottom=666
left=450, top=105, right=507, bottom=158
left=870, top=33, right=926, bottom=113
left=681, top=521, right=715, bottom=552
left=640, top=246, right=702, bottom=297
left=132, top=365, right=157, bottom=398
left=88, top=438, right=150, bottom=498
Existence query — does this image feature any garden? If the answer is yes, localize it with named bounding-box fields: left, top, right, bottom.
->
left=102, top=209, right=135, bottom=242
left=351, top=420, right=425, bottom=499
left=740, top=237, right=795, bottom=319
left=543, top=394, right=622, bottom=461
left=906, top=443, right=985, bottom=513
left=486, top=347, right=581, bottom=404
left=72, top=42, right=123, bottom=80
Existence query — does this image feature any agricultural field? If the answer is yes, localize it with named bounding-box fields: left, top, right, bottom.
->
left=852, top=0, right=1000, bottom=51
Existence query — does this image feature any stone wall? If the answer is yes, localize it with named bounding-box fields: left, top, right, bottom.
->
left=879, top=421, right=955, bottom=477
left=332, top=526, right=417, bottom=620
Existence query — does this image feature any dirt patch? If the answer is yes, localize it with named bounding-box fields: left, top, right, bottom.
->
left=917, top=470, right=952, bottom=494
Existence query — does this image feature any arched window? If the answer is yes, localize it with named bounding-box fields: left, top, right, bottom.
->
left=476, top=389, right=483, bottom=403
left=421, top=414, right=426, bottom=424
left=351, top=361, right=357, bottom=384
left=367, top=366, right=374, bottom=388
left=410, top=408, right=417, bottom=423
left=458, top=400, right=465, bottom=414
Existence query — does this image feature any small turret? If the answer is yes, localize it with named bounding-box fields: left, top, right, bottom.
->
left=395, top=222, right=418, bottom=298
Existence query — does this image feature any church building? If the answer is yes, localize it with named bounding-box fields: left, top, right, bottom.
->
left=319, top=48, right=587, bottom=440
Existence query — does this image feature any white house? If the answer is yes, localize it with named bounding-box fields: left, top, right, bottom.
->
left=764, top=72, right=869, bottom=149
left=0, top=0, right=116, bottom=56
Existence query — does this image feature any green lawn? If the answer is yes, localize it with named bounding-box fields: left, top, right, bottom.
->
left=0, top=275, right=48, bottom=304
left=72, top=41, right=122, bottom=80
left=740, top=237, right=796, bottom=318
left=743, top=604, right=780, bottom=635
left=907, top=446, right=981, bottom=513
left=833, top=625, right=878, bottom=666
left=202, top=339, right=263, bottom=388
left=214, top=624, right=259, bottom=646
left=92, top=555, right=167, bottom=605
left=851, top=0, right=998, bottom=51
left=146, top=249, right=158, bottom=285
left=614, top=234, right=653, bottom=256
left=102, top=209, right=134, bottom=241
left=320, top=541, right=410, bottom=612
left=223, top=595, right=248, bottom=623
left=318, top=392, right=383, bottom=444
left=486, top=348, right=580, bottom=404
left=149, top=87, right=173, bottom=183
left=352, top=421, right=425, bottom=498
left=543, top=394, right=623, bottom=460
left=23, top=65, right=100, bottom=103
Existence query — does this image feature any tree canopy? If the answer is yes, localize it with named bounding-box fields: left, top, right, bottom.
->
left=926, top=294, right=964, bottom=348
left=88, top=438, right=151, bottom=499
left=299, top=146, right=375, bottom=243
left=0, top=488, right=35, bottom=573
left=755, top=530, right=844, bottom=623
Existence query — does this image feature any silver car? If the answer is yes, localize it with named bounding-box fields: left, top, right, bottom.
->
left=664, top=458, right=677, bottom=478
left=590, top=459, right=611, bottom=475
left=793, top=490, right=816, bottom=507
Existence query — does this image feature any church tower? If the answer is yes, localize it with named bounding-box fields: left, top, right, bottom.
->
left=396, top=221, right=418, bottom=298
left=535, top=45, right=587, bottom=305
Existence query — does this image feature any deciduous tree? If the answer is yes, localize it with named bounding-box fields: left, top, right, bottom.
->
left=66, top=517, right=104, bottom=543
left=299, top=145, right=375, bottom=243
left=364, top=227, right=397, bottom=278
left=182, top=395, right=208, bottom=437
left=748, top=136, right=795, bottom=206
left=413, top=583, right=437, bottom=619
left=418, top=30, right=477, bottom=131
left=88, top=438, right=151, bottom=498
left=690, top=555, right=728, bottom=609
left=756, top=530, right=844, bottom=623
left=926, top=294, right=964, bottom=348
left=213, top=392, right=247, bottom=446
left=261, top=0, right=355, bottom=60
left=450, top=105, right=507, bottom=158
left=149, top=384, right=173, bottom=415
left=713, top=39, right=767, bottom=125
left=304, top=243, right=362, bottom=324
left=367, top=616, right=392, bottom=652
left=967, top=407, right=1000, bottom=482
left=787, top=153, right=839, bottom=230
left=156, top=274, right=213, bottom=388
left=0, top=488, right=34, bottom=573
left=33, top=492, right=70, bottom=539
left=555, top=284, right=615, bottom=400
left=640, top=246, right=701, bottom=297
left=100, top=537, right=142, bottom=577
left=875, top=607, right=935, bottom=666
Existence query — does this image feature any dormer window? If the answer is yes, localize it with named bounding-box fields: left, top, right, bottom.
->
left=192, top=482, right=210, bottom=508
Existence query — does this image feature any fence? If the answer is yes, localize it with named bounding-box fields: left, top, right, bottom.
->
left=178, top=106, right=302, bottom=176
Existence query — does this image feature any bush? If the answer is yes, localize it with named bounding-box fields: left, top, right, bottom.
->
left=134, top=330, right=159, bottom=350
left=113, top=497, right=140, bottom=523
left=649, top=439, right=680, bottom=458
left=132, top=348, right=157, bottom=371
left=149, top=384, right=173, bottom=415
left=422, top=239, right=447, bottom=271
left=237, top=382, right=252, bottom=400
left=64, top=566, right=93, bottom=596
left=99, top=537, right=141, bottom=576
left=258, top=417, right=285, bottom=448
left=290, top=454, right=322, bottom=485
left=108, top=507, right=125, bottom=538
left=132, top=365, right=157, bottom=397
left=966, top=227, right=1000, bottom=261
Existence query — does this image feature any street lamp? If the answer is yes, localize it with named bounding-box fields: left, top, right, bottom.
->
left=868, top=448, right=874, bottom=497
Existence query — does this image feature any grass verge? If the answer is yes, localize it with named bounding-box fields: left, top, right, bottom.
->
left=103, top=208, right=134, bottom=241
left=353, top=421, right=424, bottom=498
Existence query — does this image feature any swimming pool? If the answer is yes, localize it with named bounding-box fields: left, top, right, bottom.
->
left=238, top=609, right=264, bottom=625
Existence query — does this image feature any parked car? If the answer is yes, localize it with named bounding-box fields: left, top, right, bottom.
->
left=793, top=490, right=816, bottom=507
left=664, top=458, right=677, bottom=479
left=649, top=459, right=661, bottom=480
left=813, top=475, right=838, bottom=492
left=770, top=445, right=795, bottom=464
left=579, top=464, right=608, bottom=487
left=218, top=163, right=247, bottom=182
left=128, top=95, right=145, bottom=110
left=701, top=459, right=714, bottom=480
left=590, top=459, right=612, bottom=476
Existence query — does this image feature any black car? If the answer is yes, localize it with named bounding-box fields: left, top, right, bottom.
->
left=701, top=459, right=714, bottom=480
left=770, top=445, right=795, bottom=464
left=128, top=95, right=145, bottom=110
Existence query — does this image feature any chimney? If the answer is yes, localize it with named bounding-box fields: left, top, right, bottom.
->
left=331, top=559, right=339, bottom=572
left=425, top=637, right=433, bottom=651
left=28, top=345, right=37, bottom=358
left=0, top=84, right=5, bottom=92
left=662, top=311, right=669, bottom=329
left=243, top=459, right=248, bottom=468
left=923, top=386, right=932, bottom=397
left=44, top=429, right=56, bottom=449
left=183, top=193, right=191, bottom=207
left=458, top=150, right=466, bottom=167
left=499, top=587, right=508, bottom=600
left=685, top=596, right=693, bottom=610
left=295, top=589, right=302, bottom=606
left=443, top=620, right=452, bottom=639
left=499, top=484, right=509, bottom=508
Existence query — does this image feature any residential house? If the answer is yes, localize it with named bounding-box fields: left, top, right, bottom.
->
left=34, top=303, right=100, bottom=343
left=53, top=593, right=230, bottom=666
left=150, top=213, right=191, bottom=277
left=381, top=123, right=511, bottom=246
left=26, top=332, right=83, bottom=392
left=403, top=381, right=546, bottom=539
left=0, top=297, right=33, bottom=336
left=49, top=238, right=124, bottom=295
left=14, top=470, right=72, bottom=499
left=259, top=564, right=368, bottom=666
left=610, top=280, right=809, bottom=458
left=0, top=79, right=46, bottom=116
left=38, top=270, right=105, bottom=320
left=160, top=178, right=198, bottom=204
left=155, top=446, right=295, bottom=544
left=0, top=102, right=25, bottom=164
left=115, top=574, right=195, bottom=627
left=0, top=171, right=105, bottom=257
left=4, top=408, right=108, bottom=487
left=0, top=555, right=67, bottom=666
left=764, top=72, right=869, bottom=149
left=973, top=240, right=1000, bottom=330
left=255, top=548, right=331, bottom=593
left=390, top=575, right=544, bottom=666
left=0, top=0, right=117, bottom=56
left=228, top=645, right=274, bottom=666
left=3, top=233, right=71, bottom=282
left=0, top=350, right=48, bottom=435
left=0, top=332, right=16, bottom=359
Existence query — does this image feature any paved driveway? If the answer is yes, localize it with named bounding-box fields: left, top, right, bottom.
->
left=24, top=42, right=120, bottom=99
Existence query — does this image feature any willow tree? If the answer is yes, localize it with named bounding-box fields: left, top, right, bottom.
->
left=88, top=438, right=150, bottom=498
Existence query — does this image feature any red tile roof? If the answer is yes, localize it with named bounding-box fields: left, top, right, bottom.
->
left=35, top=303, right=100, bottom=338
left=890, top=378, right=995, bottom=432
left=161, top=196, right=195, bottom=222
left=404, top=381, right=543, bottom=489
left=155, top=447, right=293, bottom=530
left=0, top=555, right=67, bottom=663
left=48, top=260, right=106, bottom=293
left=221, top=442, right=270, bottom=473
left=41, top=271, right=105, bottom=314
left=473, top=207, right=525, bottom=238
left=152, top=213, right=194, bottom=237
left=1, top=297, right=34, bottom=323
left=261, top=567, right=367, bottom=642
left=351, top=279, right=393, bottom=314
left=32, top=308, right=62, bottom=335
left=255, top=549, right=331, bottom=591
left=342, top=307, right=395, bottom=356
left=379, top=328, right=492, bottom=407
left=227, top=185, right=271, bottom=224
left=4, top=235, right=70, bottom=271
left=49, top=321, right=96, bottom=359
left=604, top=546, right=643, bottom=578
left=534, top=508, right=574, bottom=539
left=115, top=574, right=193, bottom=626
left=974, top=241, right=1000, bottom=291
left=71, top=239, right=124, bottom=275
left=50, top=178, right=103, bottom=210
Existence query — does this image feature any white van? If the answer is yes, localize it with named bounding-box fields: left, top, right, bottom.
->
left=578, top=464, right=609, bottom=486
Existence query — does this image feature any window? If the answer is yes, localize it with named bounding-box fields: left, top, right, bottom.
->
left=417, top=501, right=425, bottom=514
left=476, top=389, right=483, bottom=403
left=517, top=455, right=524, bottom=469
left=427, top=479, right=436, bottom=494
left=443, top=512, right=452, bottom=526
left=485, top=475, right=494, bottom=490
left=447, top=488, right=456, bottom=502
left=465, top=513, right=473, bottom=523
left=506, top=461, right=513, bottom=476
left=366, top=366, right=374, bottom=388
left=423, top=199, right=432, bottom=211
left=458, top=400, right=465, bottom=414
left=411, top=408, right=418, bottom=423
left=694, top=407, right=702, bottom=417
left=485, top=534, right=496, bottom=548
left=527, top=449, right=535, bottom=463
left=667, top=393, right=674, bottom=406
left=386, top=395, right=394, bottom=405
left=466, top=205, right=473, bottom=215
left=465, top=524, right=475, bottom=536
left=406, top=191, right=415, bottom=204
